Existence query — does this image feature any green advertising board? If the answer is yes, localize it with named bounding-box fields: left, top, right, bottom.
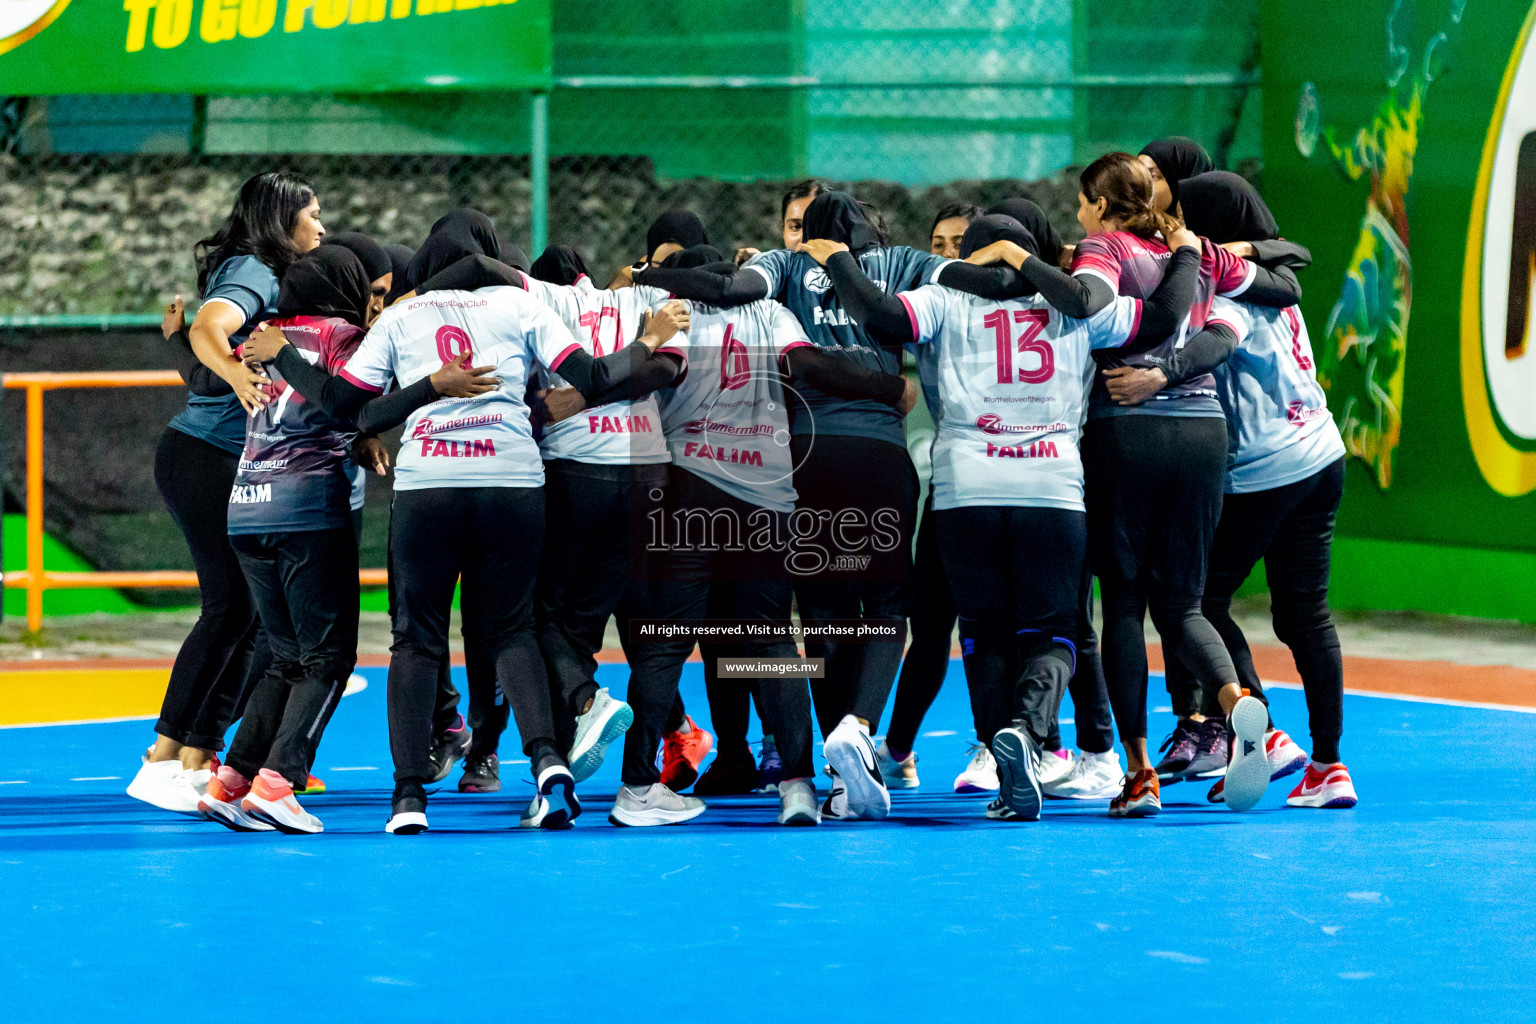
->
left=1263, top=0, right=1536, bottom=619
left=0, top=0, right=551, bottom=94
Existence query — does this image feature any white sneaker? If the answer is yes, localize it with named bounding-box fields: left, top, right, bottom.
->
left=126, top=757, right=203, bottom=815
left=1046, top=749, right=1123, bottom=799
left=568, top=688, right=634, bottom=783
left=991, top=728, right=1042, bottom=821
left=953, top=744, right=999, bottom=794
left=608, top=782, right=705, bottom=827
left=875, top=740, right=920, bottom=789
left=1222, top=695, right=1271, bottom=812
left=777, top=778, right=821, bottom=826
left=822, top=715, right=890, bottom=821
left=1036, top=748, right=1074, bottom=789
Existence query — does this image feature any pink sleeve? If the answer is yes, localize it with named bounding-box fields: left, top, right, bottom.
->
left=1209, top=244, right=1255, bottom=296
left=325, top=323, right=365, bottom=376
left=1070, top=235, right=1123, bottom=288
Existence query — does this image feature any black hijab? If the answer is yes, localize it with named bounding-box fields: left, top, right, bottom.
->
left=660, top=243, right=733, bottom=274
left=531, top=245, right=590, bottom=286
left=407, top=208, right=502, bottom=287
left=646, top=209, right=710, bottom=260
left=1138, top=137, right=1214, bottom=209
left=1180, top=171, right=1279, bottom=244
left=959, top=214, right=1038, bottom=261
left=985, top=198, right=1062, bottom=268
left=276, top=245, right=373, bottom=328
left=383, top=244, right=414, bottom=303
left=325, top=231, right=391, bottom=283
left=801, top=191, right=880, bottom=254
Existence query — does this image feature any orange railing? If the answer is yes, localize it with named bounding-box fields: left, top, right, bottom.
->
left=2, top=371, right=387, bottom=632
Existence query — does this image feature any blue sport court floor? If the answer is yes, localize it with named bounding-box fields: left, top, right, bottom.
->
left=2, top=661, right=1533, bottom=1022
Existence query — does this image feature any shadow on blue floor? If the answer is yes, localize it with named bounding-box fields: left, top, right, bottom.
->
left=1, top=662, right=1533, bottom=1022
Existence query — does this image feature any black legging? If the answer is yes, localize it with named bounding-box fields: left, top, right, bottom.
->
left=1044, top=582, right=1116, bottom=755
left=386, top=486, right=557, bottom=789
left=1163, top=457, right=1346, bottom=762
left=884, top=494, right=956, bottom=754
left=151, top=426, right=265, bottom=751
left=789, top=433, right=917, bottom=737
left=935, top=505, right=1083, bottom=747
left=226, top=527, right=359, bottom=789
left=620, top=468, right=814, bottom=786
left=1082, top=414, right=1237, bottom=744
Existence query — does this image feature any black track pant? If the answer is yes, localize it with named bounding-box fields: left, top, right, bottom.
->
left=884, top=494, right=957, bottom=754
left=387, top=487, right=556, bottom=788
left=936, top=505, right=1084, bottom=747
left=1164, top=457, right=1346, bottom=759
left=1044, top=583, right=1116, bottom=755
left=1083, top=414, right=1237, bottom=743
left=152, top=427, right=266, bottom=751
left=789, top=434, right=916, bottom=737
left=226, top=527, right=359, bottom=789
left=621, top=469, right=814, bottom=787
left=535, top=459, right=667, bottom=743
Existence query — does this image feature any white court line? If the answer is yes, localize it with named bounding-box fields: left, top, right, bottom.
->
left=0, top=714, right=157, bottom=730
left=0, top=780, right=28, bottom=785
left=1262, top=679, right=1536, bottom=715
left=327, top=767, right=378, bottom=772
left=69, top=776, right=120, bottom=782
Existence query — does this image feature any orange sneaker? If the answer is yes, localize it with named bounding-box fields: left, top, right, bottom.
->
left=241, top=768, right=324, bottom=834
left=659, top=716, right=714, bottom=792
left=296, top=774, right=326, bottom=796
left=198, top=766, right=274, bottom=832
left=1108, top=768, right=1161, bottom=818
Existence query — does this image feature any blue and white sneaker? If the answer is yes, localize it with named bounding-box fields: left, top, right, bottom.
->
left=520, top=764, right=582, bottom=829
left=568, top=688, right=633, bottom=784
left=991, top=727, right=1043, bottom=822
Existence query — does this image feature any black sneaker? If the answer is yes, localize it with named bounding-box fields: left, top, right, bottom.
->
left=385, top=784, right=428, bottom=835
left=1154, top=720, right=1201, bottom=783
left=458, top=751, right=500, bottom=793
left=692, top=744, right=759, bottom=796
left=1184, top=717, right=1231, bottom=778
left=428, top=716, right=472, bottom=784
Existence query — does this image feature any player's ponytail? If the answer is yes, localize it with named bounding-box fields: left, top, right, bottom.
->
left=1080, top=153, right=1178, bottom=241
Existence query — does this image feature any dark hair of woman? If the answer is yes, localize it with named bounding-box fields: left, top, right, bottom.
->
left=1079, top=152, right=1181, bottom=240
left=929, top=202, right=982, bottom=238
left=780, top=179, right=830, bottom=222
left=194, top=171, right=317, bottom=295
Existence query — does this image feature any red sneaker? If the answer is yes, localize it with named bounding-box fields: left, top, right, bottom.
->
left=1264, top=729, right=1307, bottom=780
left=241, top=768, right=324, bottom=834
left=659, top=716, right=714, bottom=792
left=198, top=766, right=273, bottom=832
left=1286, top=762, right=1358, bottom=808
left=1108, top=768, right=1160, bottom=818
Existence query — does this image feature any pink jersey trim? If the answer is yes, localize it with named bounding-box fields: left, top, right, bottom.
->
left=338, top=368, right=384, bottom=394
left=1207, top=318, right=1239, bottom=335
left=548, top=343, right=582, bottom=373
left=1121, top=299, right=1144, bottom=347
left=777, top=340, right=814, bottom=362
left=1072, top=266, right=1119, bottom=292
left=655, top=346, right=688, bottom=367
left=897, top=294, right=920, bottom=343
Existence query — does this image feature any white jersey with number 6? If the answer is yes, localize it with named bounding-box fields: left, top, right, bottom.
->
left=654, top=299, right=812, bottom=513
left=898, top=284, right=1144, bottom=511
left=339, top=287, right=583, bottom=491
left=519, top=274, right=685, bottom=465
left=1207, top=297, right=1345, bottom=494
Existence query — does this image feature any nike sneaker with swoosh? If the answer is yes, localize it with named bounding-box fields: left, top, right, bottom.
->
left=823, top=715, right=890, bottom=821
left=1285, top=762, right=1358, bottom=808
left=241, top=769, right=323, bottom=834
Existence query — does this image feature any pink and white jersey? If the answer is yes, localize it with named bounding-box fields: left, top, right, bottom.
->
left=899, top=284, right=1143, bottom=512
left=520, top=274, right=684, bottom=465
left=340, top=287, right=582, bottom=491
left=1208, top=297, right=1345, bottom=494
left=654, top=300, right=811, bottom=514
